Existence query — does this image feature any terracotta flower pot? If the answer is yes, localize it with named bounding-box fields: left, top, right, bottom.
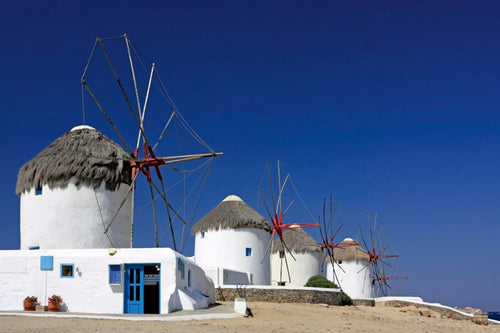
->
left=48, top=302, right=60, bottom=312
left=23, top=300, right=36, bottom=311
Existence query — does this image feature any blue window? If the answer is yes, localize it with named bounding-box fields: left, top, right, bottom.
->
left=40, top=256, right=53, bottom=270
left=177, top=258, right=185, bottom=279
left=201, top=232, right=205, bottom=239
left=60, top=264, right=74, bottom=278
left=29, top=246, right=40, bottom=250
left=35, top=186, right=42, bottom=195
left=246, top=248, right=252, bottom=257
left=109, top=264, right=122, bottom=284
left=188, top=270, right=191, bottom=287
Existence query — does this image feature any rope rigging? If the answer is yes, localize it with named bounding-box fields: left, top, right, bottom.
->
left=81, top=34, right=222, bottom=250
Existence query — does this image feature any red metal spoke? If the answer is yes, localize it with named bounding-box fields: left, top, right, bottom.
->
left=129, top=143, right=167, bottom=184
left=320, top=238, right=359, bottom=255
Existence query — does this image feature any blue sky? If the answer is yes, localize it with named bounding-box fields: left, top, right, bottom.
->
left=1, top=1, right=499, bottom=310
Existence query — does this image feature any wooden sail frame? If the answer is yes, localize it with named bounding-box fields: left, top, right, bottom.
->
left=81, top=34, right=222, bottom=251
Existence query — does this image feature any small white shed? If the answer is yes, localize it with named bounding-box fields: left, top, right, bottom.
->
left=0, top=248, right=214, bottom=314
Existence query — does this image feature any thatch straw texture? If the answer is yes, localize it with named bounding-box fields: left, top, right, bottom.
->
left=329, top=239, right=370, bottom=262
left=271, top=228, right=321, bottom=254
left=16, top=128, right=132, bottom=195
left=191, top=196, right=272, bottom=234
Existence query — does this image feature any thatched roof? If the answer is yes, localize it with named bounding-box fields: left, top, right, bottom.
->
left=327, top=238, right=370, bottom=262
left=16, top=126, right=132, bottom=195
left=271, top=227, right=321, bottom=254
left=191, top=195, right=272, bottom=234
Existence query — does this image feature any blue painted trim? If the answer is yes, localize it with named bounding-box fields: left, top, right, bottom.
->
left=109, top=264, right=122, bottom=284
left=60, top=263, right=74, bottom=278
left=158, top=264, right=161, bottom=314
left=40, top=256, right=53, bottom=270
left=177, top=258, right=185, bottom=279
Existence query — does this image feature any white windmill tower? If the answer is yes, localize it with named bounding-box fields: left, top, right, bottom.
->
left=326, top=213, right=407, bottom=300
left=191, top=195, right=272, bottom=285
left=17, top=35, right=222, bottom=251
left=326, top=237, right=374, bottom=299
left=16, top=125, right=134, bottom=250
left=270, top=227, right=322, bottom=286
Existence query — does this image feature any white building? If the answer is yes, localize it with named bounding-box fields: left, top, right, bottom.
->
left=191, top=195, right=272, bottom=286
left=0, top=125, right=214, bottom=314
left=16, top=125, right=133, bottom=250
left=270, top=227, right=322, bottom=287
left=325, top=237, right=374, bottom=299
left=0, top=248, right=213, bottom=314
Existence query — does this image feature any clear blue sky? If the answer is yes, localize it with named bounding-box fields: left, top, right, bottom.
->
left=1, top=1, right=499, bottom=310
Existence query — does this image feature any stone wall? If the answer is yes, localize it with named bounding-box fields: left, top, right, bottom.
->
left=377, top=300, right=489, bottom=325
left=216, top=286, right=342, bottom=305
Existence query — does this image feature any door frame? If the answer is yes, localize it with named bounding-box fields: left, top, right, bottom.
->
left=123, top=263, right=161, bottom=314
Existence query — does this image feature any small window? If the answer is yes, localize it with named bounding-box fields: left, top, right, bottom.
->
left=177, top=258, right=185, bottom=279
left=40, top=256, right=53, bottom=270
left=60, top=264, right=74, bottom=278
left=35, top=186, right=42, bottom=195
left=29, top=246, right=40, bottom=250
left=109, top=265, right=122, bottom=284
left=246, top=248, right=252, bottom=257
left=201, top=232, right=205, bottom=239
left=188, top=270, right=191, bottom=287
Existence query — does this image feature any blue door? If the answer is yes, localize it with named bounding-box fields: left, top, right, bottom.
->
left=124, top=265, right=144, bottom=314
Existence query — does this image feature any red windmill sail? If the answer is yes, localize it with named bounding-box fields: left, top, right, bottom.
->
left=358, top=212, right=408, bottom=296
left=259, top=161, right=318, bottom=284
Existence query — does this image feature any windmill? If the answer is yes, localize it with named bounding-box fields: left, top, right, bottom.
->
left=80, top=34, right=222, bottom=251
left=358, top=212, right=408, bottom=297
left=318, top=195, right=360, bottom=289
left=258, top=161, right=318, bottom=285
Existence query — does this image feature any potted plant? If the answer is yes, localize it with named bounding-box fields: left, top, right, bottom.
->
left=47, top=295, right=63, bottom=312
left=23, top=296, right=37, bottom=311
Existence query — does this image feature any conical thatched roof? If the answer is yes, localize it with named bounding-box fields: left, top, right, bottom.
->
left=327, top=238, right=370, bottom=262
left=271, top=227, right=321, bottom=254
left=16, top=126, right=132, bottom=195
left=191, top=195, right=272, bottom=234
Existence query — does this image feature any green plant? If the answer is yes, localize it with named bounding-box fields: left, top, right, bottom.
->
left=48, top=295, right=63, bottom=304
left=24, top=296, right=38, bottom=302
left=304, top=275, right=339, bottom=289
left=304, top=275, right=353, bottom=306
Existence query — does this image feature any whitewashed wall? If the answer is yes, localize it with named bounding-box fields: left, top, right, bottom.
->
left=271, top=251, right=322, bottom=287
left=194, top=228, right=270, bottom=285
left=20, top=178, right=133, bottom=250
left=0, top=248, right=210, bottom=314
left=173, top=254, right=211, bottom=310
left=203, top=267, right=252, bottom=285
left=326, top=259, right=374, bottom=299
